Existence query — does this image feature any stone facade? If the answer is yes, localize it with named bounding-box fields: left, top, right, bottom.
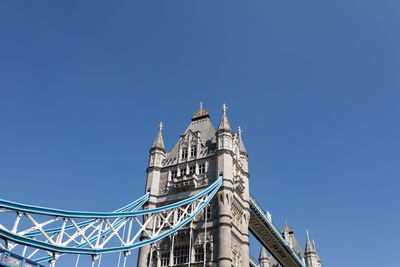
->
left=137, top=104, right=250, bottom=267
left=137, top=104, right=321, bottom=267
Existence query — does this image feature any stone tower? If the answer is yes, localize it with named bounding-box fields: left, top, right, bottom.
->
left=137, top=103, right=250, bottom=267
left=261, top=222, right=313, bottom=267
left=304, top=231, right=322, bottom=267
left=258, top=247, right=270, bottom=267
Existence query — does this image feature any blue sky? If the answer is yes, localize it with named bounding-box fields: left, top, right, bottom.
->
left=0, top=1, right=399, bottom=266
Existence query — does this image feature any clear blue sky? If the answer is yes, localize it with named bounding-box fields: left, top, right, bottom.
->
left=0, top=1, right=399, bottom=266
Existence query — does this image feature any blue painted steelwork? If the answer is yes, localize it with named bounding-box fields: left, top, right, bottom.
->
left=249, top=194, right=306, bottom=267
left=0, top=248, right=45, bottom=267
left=25, top=192, right=150, bottom=238
left=0, top=178, right=221, bottom=218
left=33, top=194, right=149, bottom=263
left=0, top=177, right=222, bottom=258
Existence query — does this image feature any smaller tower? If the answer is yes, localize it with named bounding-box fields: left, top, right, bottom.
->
left=137, top=122, right=166, bottom=267
left=146, top=122, right=166, bottom=194
left=313, top=240, right=322, bottom=267
left=216, top=103, right=235, bottom=267
left=259, top=247, right=270, bottom=267
left=282, top=221, right=293, bottom=249
left=304, top=231, right=322, bottom=267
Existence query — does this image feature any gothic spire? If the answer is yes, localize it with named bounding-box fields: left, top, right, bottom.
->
left=259, top=247, right=270, bottom=267
left=150, top=122, right=166, bottom=153
left=305, top=230, right=313, bottom=253
left=238, top=127, right=248, bottom=155
left=314, top=240, right=322, bottom=265
left=217, top=104, right=232, bottom=133
left=259, top=246, right=268, bottom=260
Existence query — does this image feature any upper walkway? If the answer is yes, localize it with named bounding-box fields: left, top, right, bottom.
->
left=249, top=195, right=306, bottom=267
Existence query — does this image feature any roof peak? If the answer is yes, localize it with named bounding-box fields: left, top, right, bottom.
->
left=305, top=230, right=313, bottom=253
left=217, top=103, right=232, bottom=133
left=282, top=220, right=294, bottom=235
left=151, top=122, right=166, bottom=152
left=192, top=102, right=209, bottom=121
left=238, top=126, right=248, bottom=155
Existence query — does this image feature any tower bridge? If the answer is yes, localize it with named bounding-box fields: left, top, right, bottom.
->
left=0, top=104, right=321, bottom=267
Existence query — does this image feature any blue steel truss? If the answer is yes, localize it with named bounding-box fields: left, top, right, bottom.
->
left=0, top=175, right=308, bottom=267
left=0, top=176, right=222, bottom=264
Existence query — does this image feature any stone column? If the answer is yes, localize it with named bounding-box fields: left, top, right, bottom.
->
left=241, top=176, right=250, bottom=267
left=217, top=190, right=232, bottom=267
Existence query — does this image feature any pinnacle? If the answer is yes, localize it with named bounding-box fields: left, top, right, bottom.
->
left=217, top=103, right=232, bottom=133
left=259, top=246, right=268, bottom=261
left=305, top=230, right=313, bottom=253
left=151, top=122, right=166, bottom=152
left=238, top=126, right=248, bottom=155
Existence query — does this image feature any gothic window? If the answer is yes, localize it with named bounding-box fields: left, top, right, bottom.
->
left=194, top=247, right=204, bottom=262
left=190, top=146, right=197, bottom=157
left=173, top=244, right=189, bottom=265
left=160, top=252, right=170, bottom=266
left=189, top=165, right=196, bottom=175
left=171, top=170, right=177, bottom=178
left=202, top=205, right=211, bottom=220
left=181, top=148, right=188, bottom=159
left=180, top=167, right=186, bottom=176
left=199, top=163, right=205, bottom=174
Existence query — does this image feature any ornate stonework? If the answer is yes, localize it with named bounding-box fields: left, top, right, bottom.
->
left=138, top=104, right=250, bottom=267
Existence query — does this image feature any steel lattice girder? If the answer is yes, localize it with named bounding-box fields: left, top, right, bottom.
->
left=0, top=176, right=222, bottom=263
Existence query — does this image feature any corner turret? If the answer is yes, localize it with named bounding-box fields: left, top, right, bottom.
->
left=217, top=104, right=232, bottom=133
left=150, top=122, right=166, bottom=154
left=146, top=122, right=166, bottom=194
left=238, top=127, right=248, bottom=157
left=259, top=247, right=270, bottom=267
left=304, top=231, right=322, bottom=267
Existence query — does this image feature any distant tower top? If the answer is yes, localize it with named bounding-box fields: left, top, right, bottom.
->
left=282, top=220, right=294, bottom=235
left=192, top=102, right=209, bottom=121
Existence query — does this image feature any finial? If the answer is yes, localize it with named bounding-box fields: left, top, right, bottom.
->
left=238, top=126, right=242, bottom=136
left=222, top=103, right=227, bottom=113
left=151, top=121, right=165, bottom=152
left=306, top=230, right=310, bottom=239
left=282, top=220, right=292, bottom=235
left=193, top=102, right=209, bottom=119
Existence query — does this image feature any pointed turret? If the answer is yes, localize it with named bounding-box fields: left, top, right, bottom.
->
left=304, top=231, right=322, bottom=267
left=216, top=104, right=234, bottom=152
left=146, top=122, right=166, bottom=193
left=150, top=122, right=166, bottom=153
left=237, top=127, right=248, bottom=156
left=305, top=230, right=313, bottom=253
left=259, top=247, right=270, bottom=267
left=215, top=103, right=236, bottom=267
left=217, top=104, right=232, bottom=133
left=140, top=122, right=167, bottom=267
left=313, top=240, right=322, bottom=267
left=259, top=246, right=268, bottom=260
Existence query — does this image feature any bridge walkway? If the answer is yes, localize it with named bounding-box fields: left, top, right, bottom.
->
left=248, top=195, right=306, bottom=267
